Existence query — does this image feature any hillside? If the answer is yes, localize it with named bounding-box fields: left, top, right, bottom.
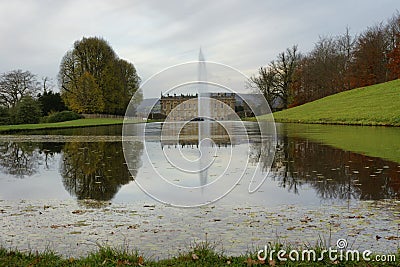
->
left=271, top=79, right=400, bottom=126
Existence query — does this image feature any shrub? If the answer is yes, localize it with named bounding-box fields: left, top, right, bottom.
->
left=41, top=111, right=83, bottom=123
left=0, top=106, right=11, bottom=125
left=38, top=91, right=67, bottom=116
left=13, top=96, right=42, bottom=124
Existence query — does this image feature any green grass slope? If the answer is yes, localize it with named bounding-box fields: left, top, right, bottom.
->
left=272, top=79, right=400, bottom=126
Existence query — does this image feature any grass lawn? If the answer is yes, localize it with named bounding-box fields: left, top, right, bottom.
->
left=270, top=79, right=400, bottom=126
left=1, top=244, right=399, bottom=267
left=0, top=118, right=124, bottom=134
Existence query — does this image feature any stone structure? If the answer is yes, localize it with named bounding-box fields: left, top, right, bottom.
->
left=160, top=93, right=236, bottom=121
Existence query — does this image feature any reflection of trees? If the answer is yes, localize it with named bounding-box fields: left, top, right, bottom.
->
left=0, top=142, right=60, bottom=178
left=270, top=135, right=304, bottom=194
left=61, top=141, right=143, bottom=202
left=255, top=136, right=400, bottom=201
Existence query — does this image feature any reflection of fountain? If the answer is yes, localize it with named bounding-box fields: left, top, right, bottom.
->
left=198, top=48, right=211, bottom=188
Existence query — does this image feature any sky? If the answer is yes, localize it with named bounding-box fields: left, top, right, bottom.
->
left=0, top=0, right=399, bottom=98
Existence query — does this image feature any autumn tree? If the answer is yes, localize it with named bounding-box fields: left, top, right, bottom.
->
left=58, top=37, right=140, bottom=115
left=290, top=33, right=354, bottom=105
left=387, top=34, right=400, bottom=79
left=386, top=13, right=400, bottom=79
left=0, top=70, right=40, bottom=108
left=348, top=25, right=388, bottom=88
left=253, top=12, right=400, bottom=110
left=65, top=71, right=104, bottom=113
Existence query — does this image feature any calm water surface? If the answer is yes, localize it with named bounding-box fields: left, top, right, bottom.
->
left=1, top=122, right=400, bottom=257
left=1, top=123, right=399, bottom=205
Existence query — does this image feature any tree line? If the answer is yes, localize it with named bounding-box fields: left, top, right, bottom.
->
left=250, top=12, right=400, bottom=109
left=0, top=37, right=140, bottom=125
left=0, top=70, right=66, bottom=124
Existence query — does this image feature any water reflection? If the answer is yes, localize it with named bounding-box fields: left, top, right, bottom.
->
left=266, top=136, right=400, bottom=201
left=0, top=140, right=143, bottom=204
left=160, top=121, right=232, bottom=148
left=61, top=141, right=143, bottom=201
left=0, top=123, right=399, bottom=204
left=0, top=142, right=62, bottom=178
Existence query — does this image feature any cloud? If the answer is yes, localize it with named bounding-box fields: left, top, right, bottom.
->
left=0, top=0, right=398, bottom=97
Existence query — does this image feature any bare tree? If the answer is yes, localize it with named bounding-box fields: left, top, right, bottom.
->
left=0, top=70, right=40, bottom=108
left=250, top=45, right=300, bottom=110
left=271, top=45, right=300, bottom=108
left=41, top=76, right=55, bottom=93
left=385, top=11, right=400, bottom=52
left=249, top=66, right=277, bottom=107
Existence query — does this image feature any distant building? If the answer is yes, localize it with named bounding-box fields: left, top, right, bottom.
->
left=160, top=93, right=236, bottom=121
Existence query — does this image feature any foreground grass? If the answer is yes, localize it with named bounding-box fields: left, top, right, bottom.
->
left=0, top=118, right=124, bottom=134
left=270, top=79, right=400, bottom=126
left=0, top=245, right=399, bottom=267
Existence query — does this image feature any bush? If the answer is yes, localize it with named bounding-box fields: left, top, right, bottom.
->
left=0, top=106, right=11, bottom=125
left=41, top=111, right=83, bottom=123
left=38, top=91, right=67, bottom=116
left=13, top=96, right=42, bottom=124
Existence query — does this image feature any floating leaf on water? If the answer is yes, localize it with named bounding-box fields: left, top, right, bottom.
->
left=72, top=210, right=84, bottom=214
left=127, top=224, right=140, bottom=229
left=385, top=236, right=400, bottom=240
left=300, top=216, right=312, bottom=223
left=69, top=231, right=81, bottom=235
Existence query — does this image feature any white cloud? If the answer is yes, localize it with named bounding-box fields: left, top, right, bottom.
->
left=0, top=0, right=398, bottom=97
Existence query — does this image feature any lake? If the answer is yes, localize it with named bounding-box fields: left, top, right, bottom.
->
left=0, top=122, right=399, bottom=258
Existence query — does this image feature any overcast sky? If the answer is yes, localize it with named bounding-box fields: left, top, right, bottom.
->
left=0, top=0, right=399, bottom=97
